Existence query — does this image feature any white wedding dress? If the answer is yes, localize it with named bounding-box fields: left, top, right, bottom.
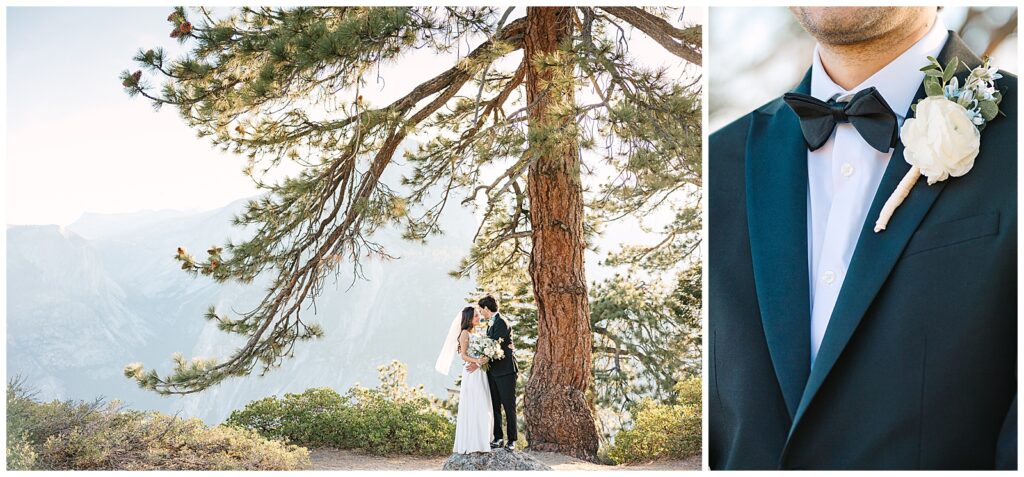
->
left=453, top=332, right=494, bottom=454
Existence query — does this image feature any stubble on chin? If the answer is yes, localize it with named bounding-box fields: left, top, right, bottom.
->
left=790, top=7, right=911, bottom=46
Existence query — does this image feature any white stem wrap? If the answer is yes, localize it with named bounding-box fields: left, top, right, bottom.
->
left=874, top=166, right=922, bottom=233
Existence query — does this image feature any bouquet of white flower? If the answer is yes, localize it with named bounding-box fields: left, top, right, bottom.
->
left=469, top=336, right=505, bottom=371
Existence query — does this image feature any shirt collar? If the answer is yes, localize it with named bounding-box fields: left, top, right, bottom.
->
left=811, top=18, right=949, bottom=119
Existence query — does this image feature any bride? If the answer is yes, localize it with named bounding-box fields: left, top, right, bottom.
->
left=435, top=306, right=493, bottom=454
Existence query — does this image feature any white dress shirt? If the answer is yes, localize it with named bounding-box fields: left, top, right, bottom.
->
left=807, top=20, right=948, bottom=366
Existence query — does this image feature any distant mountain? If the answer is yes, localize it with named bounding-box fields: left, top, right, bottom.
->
left=7, top=225, right=152, bottom=401
left=66, top=208, right=198, bottom=241
left=7, top=196, right=477, bottom=423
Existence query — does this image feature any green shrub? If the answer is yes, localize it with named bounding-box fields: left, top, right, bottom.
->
left=6, top=379, right=309, bottom=471
left=226, top=360, right=455, bottom=456
left=6, top=431, right=37, bottom=470
left=673, top=374, right=701, bottom=409
left=607, top=376, right=701, bottom=464
left=224, top=387, right=349, bottom=448
left=6, top=378, right=38, bottom=470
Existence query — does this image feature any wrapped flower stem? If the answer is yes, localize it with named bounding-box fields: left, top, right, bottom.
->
left=874, top=166, right=921, bottom=233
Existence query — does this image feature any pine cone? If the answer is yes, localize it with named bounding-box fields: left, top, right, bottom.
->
left=180, top=21, right=192, bottom=34
left=122, top=71, right=142, bottom=88
left=176, top=247, right=186, bottom=257
left=170, top=28, right=180, bottom=38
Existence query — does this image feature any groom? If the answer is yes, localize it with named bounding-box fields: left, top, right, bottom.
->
left=709, top=7, right=1016, bottom=470
left=477, top=295, right=519, bottom=450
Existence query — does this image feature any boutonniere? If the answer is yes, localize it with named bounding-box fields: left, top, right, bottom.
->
left=874, top=56, right=1003, bottom=232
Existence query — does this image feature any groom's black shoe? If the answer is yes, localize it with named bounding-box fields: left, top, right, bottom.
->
left=505, top=441, right=516, bottom=451
left=489, top=439, right=503, bottom=449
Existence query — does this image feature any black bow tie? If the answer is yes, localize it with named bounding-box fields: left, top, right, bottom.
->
left=783, top=87, right=898, bottom=153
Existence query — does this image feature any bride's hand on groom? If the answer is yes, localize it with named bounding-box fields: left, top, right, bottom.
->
left=468, top=357, right=486, bottom=372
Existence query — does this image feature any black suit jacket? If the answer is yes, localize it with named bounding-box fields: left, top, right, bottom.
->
left=486, top=313, right=518, bottom=377
left=709, top=33, right=1017, bottom=470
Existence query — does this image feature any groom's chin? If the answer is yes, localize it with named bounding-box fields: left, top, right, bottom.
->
left=790, top=6, right=926, bottom=45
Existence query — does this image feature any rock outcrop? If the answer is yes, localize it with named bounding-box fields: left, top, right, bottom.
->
left=442, top=448, right=551, bottom=470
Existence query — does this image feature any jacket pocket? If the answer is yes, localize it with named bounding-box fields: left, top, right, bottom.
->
left=903, top=211, right=1000, bottom=257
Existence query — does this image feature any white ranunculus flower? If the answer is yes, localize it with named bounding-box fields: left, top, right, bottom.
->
left=900, top=96, right=981, bottom=185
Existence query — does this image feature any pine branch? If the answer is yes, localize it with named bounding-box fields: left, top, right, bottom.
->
left=597, top=7, right=702, bottom=65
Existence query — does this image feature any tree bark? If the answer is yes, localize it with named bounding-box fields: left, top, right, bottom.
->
left=522, top=7, right=599, bottom=461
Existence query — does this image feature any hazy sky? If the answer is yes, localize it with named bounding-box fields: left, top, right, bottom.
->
left=6, top=7, right=702, bottom=226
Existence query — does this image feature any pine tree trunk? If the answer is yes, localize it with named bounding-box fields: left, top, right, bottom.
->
left=521, top=7, right=599, bottom=461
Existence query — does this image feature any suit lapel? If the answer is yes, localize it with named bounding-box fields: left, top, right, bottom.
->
left=785, top=33, right=983, bottom=445
left=746, top=69, right=814, bottom=419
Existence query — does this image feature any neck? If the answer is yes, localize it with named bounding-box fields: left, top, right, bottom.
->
left=817, top=16, right=935, bottom=90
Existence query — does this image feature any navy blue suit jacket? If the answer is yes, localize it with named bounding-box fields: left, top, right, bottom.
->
left=486, top=313, right=518, bottom=377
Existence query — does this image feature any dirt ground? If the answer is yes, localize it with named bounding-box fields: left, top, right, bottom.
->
left=308, top=448, right=702, bottom=471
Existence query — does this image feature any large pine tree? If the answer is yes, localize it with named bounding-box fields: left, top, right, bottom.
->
left=121, top=6, right=700, bottom=459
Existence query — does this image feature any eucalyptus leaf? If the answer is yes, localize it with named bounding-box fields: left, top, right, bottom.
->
left=924, top=77, right=944, bottom=97
left=979, top=100, right=998, bottom=121
left=943, top=57, right=959, bottom=83
left=924, top=69, right=943, bottom=77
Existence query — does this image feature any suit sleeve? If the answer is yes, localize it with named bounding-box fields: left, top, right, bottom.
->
left=996, top=394, right=1017, bottom=470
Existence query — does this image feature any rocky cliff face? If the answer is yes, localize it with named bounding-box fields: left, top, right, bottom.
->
left=7, top=197, right=476, bottom=423
left=7, top=225, right=152, bottom=400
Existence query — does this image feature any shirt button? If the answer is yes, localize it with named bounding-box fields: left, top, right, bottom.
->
left=841, top=163, right=854, bottom=177
left=822, top=270, right=836, bottom=284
